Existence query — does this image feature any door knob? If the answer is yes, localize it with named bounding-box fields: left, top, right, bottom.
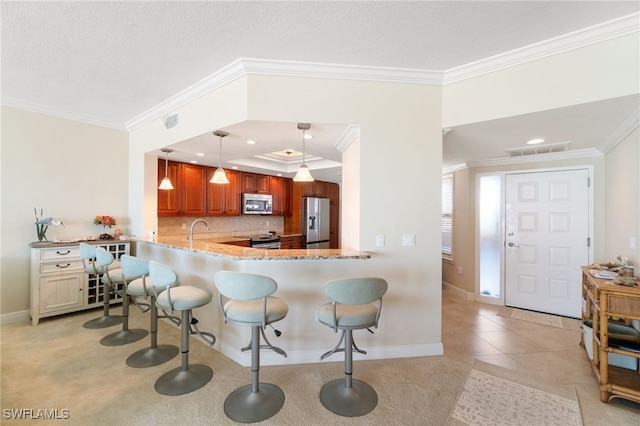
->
left=508, top=242, right=519, bottom=248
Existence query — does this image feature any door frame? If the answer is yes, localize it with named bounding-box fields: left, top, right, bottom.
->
left=474, top=165, right=595, bottom=306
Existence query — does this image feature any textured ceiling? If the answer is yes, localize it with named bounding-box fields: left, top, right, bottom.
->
left=2, top=1, right=639, bottom=180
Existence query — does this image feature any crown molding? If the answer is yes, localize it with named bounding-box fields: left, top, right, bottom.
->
left=443, top=12, right=640, bottom=85
left=335, top=125, right=360, bottom=153
left=1, top=96, right=126, bottom=130
left=466, top=148, right=603, bottom=169
left=599, top=101, right=640, bottom=155
left=125, top=58, right=442, bottom=131
left=125, top=59, right=248, bottom=131
left=4, top=12, right=637, bottom=132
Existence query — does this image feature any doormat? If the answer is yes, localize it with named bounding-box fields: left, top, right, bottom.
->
left=497, top=306, right=580, bottom=330
left=446, top=360, right=583, bottom=426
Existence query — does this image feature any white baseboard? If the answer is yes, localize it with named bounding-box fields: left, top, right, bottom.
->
left=0, top=310, right=30, bottom=325
left=216, top=341, right=444, bottom=367
left=442, top=281, right=475, bottom=300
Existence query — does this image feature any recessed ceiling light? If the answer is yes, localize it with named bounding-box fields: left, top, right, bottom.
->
left=196, top=152, right=204, bottom=156
left=190, top=160, right=198, bottom=164
left=304, top=134, right=312, bottom=139
left=232, top=166, right=239, bottom=170
left=527, top=138, right=545, bottom=145
left=247, top=140, right=256, bottom=145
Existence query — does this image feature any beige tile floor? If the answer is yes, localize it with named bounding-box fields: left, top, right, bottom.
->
left=442, top=288, right=640, bottom=424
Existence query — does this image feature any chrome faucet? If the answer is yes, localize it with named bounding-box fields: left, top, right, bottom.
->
left=189, top=219, right=209, bottom=240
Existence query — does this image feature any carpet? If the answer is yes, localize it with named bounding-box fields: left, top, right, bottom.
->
left=446, top=360, right=583, bottom=426
left=497, top=306, right=580, bottom=330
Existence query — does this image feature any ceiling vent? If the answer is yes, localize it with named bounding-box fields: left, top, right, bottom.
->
left=505, top=141, right=571, bottom=157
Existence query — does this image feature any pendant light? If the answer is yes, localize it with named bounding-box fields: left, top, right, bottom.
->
left=293, top=123, right=314, bottom=182
left=210, top=130, right=229, bottom=184
left=158, top=148, right=174, bottom=190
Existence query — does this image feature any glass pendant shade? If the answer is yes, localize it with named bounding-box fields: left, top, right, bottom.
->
left=211, top=167, right=230, bottom=184
left=293, top=123, right=314, bottom=182
left=159, top=176, right=174, bottom=190
left=158, top=148, right=174, bottom=190
left=211, top=130, right=229, bottom=184
left=293, top=164, right=314, bottom=182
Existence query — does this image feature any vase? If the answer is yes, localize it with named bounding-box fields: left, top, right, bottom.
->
left=36, top=224, right=48, bottom=241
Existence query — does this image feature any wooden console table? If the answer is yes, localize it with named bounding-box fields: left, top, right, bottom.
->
left=581, top=266, right=640, bottom=403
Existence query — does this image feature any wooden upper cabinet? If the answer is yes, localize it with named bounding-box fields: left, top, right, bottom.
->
left=270, top=176, right=292, bottom=216
left=242, top=172, right=270, bottom=194
left=157, top=160, right=205, bottom=217
left=180, top=163, right=207, bottom=216
left=206, top=168, right=241, bottom=216
left=158, top=160, right=180, bottom=216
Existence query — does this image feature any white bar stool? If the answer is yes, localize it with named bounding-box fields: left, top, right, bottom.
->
left=316, top=277, right=388, bottom=417
left=151, top=261, right=215, bottom=396
left=215, top=271, right=289, bottom=423
left=124, top=255, right=180, bottom=368
left=80, top=243, right=122, bottom=329
left=99, top=250, right=148, bottom=346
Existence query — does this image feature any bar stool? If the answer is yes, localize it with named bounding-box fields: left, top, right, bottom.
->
left=215, top=271, right=288, bottom=423
left=316, top=277, right=388, bottom=417
left=100, top=251, right=148, bottom=346
left=151, top=261, right=215, bottom=396
left=81, top=243, right=122, bottom=329
left=125, top=256, right=180, bottom=368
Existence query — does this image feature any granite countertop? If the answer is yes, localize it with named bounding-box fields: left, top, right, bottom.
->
left=139, top=236, right=370, bottom=261
left=29, top=239, right=132, bottom=248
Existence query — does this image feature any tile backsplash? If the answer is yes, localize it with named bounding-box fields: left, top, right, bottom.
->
left=158, top=216, right=284, bottom=239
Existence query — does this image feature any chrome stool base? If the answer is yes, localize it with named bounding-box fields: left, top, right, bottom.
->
left=83, top=315, right=122, bottom=329
left=320, top=378, right=378, bottom=417
left=154, top=364, right=213, bottom=396
left=100, top=329, right=148, bottom=346
left=224, top=383, right=285, bottom=423
left=126, top=345, right=179, bottom=368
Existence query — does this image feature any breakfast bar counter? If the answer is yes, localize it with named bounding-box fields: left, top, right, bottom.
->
left=131, top=237, right=432, bottom=368
left=142, top=236, right=371, bottom=260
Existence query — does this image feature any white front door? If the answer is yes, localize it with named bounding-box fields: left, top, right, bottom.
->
left=504, top=169, right=590, bottom=318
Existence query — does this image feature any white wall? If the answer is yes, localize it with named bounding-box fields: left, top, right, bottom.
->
left=442, top=33, right=639, bottom=127
left=0, top=106, right=128, bottom=316
left=605, top=126, right=640, bottom=267
left=129, top=75, right=445, bottom=350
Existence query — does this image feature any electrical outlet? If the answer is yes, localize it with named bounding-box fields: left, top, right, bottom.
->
left=631, top=236, right=636, bottom=251
left=182, top=223, right=186, bottom=230
left=376, top=234, right=385, bottom=247
left=402, top=234, right=415, bottom=247
left=457, top=266, right=463, bottom=275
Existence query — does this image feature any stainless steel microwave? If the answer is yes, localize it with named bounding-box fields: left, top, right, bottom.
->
left=242, top=193, right=273, bottom=215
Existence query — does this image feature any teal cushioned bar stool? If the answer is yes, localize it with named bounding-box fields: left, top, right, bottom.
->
left=215, top=271, right=288, bottom=423
left=125, top=255, right=180, bottom=368
left=99, top=251, right=148, bottom=346
left=151, top=261, right=215, bottom=396
left=80, top=243, right=123, bottom=329
left=316, top=277, right=388, bottom=417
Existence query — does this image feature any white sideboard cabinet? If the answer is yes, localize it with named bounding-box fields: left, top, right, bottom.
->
left=30, top=241, right=130, bottom=325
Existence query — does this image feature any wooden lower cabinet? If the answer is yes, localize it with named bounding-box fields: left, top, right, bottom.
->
left=280, top=235, right=303, bottom=249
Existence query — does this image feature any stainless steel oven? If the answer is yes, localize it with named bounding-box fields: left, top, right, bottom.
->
left=250, top=234, right=281, bottom=249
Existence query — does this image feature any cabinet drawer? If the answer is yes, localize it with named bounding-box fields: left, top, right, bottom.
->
left=40, top=260, right=84, bottom=273
left=40, top=247, right=80, bottom=260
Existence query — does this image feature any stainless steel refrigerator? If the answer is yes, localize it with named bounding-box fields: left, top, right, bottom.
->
left=302, top=197, right=330, bottom=249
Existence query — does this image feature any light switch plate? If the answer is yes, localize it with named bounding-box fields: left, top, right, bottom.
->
left=402, top=234, right=415, bottom=247
left=376, top=234, right=385, bottom=247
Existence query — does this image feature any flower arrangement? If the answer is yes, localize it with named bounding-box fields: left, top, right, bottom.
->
left=94, top=215, right=117, bottom=228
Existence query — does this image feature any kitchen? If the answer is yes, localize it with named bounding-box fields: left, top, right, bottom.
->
left=2, top=12, right=637, bottom=374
